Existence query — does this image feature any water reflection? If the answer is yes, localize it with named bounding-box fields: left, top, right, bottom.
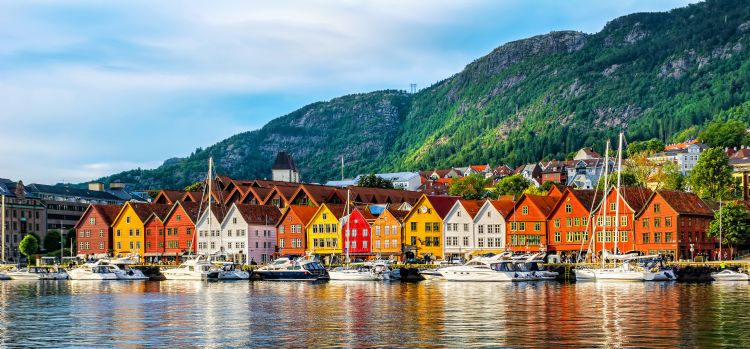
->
left=0, top=280, right=748, bottom=348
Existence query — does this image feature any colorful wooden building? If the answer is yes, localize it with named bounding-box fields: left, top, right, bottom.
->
left=402, top=195, right=460, bottom=261
left=195, top=206, right=228, bottom=255
left=306, top=203, right=346, bottom=262
left=635, top=190, right=714, bottom=261
left=111, top=203, right=171, bottom=261
left=341, top=207, right=375, bottom=259
left=371, top=208, right=407, bottom=260
left=506, top=194, right=559, bottom=253
left=593, top=187, right=652, bottom=254
left=276, top=205, right=318, bottom=258
left=221, top=203, right=282, bottom=264
left=473, top=199, right=514, bottom=255
left=74, top=204, right=122, bottom=258
left=143, top=206, right=170, bottom=262
left=443, top=199, right=483, bottom=259
left=162, top=201, right=201, bottom=260
left=546, top=188, right=600, bottom=257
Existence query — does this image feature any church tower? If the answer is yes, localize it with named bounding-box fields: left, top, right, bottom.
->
left=272, top=151, right=300, bottom=183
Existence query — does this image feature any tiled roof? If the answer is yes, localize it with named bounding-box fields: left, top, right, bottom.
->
left=490, top=200, right=515, bottom=218
left=129, top=203, right=172, bottom=223
left=235, top=204, right=282, bottom=225
left=322, top=203, right=348, bottom=220
left=272, top=151, right=297, bottom=170
left=522, top=195, right=559, bottom=216
left=664, top=139, right=700, bottom=151
left=458, top=199, right=483, bottom=219
left=93, top=204, right=123, bottom=226
left=385, top=208, right=409, bottom=221
left=657, top=190, right=713, bottom=216
left=287, top=205, right=319, bottom=225
left=174, top=201, right=202, bottom=222
left=470, top=165, right=489, bottom=172
left=426, top=195, right=461, bottom=219
left=617, top=187, right=653, bottom=213
left=153, top=190, right=184, bottom=204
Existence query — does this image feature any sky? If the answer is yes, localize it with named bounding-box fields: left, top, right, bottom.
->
left=0, top=0, right=698, bottom=184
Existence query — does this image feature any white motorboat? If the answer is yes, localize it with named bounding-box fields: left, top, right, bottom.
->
left=574, top=263, right=646, bottom=282
left=0, top=272, right=9, bottom=280
left=216, top=262, right=250, bottom=280
left=439, top=256, right=520, bottom=282
left=329, top=264, right=390, bottom=281
left=97, top=260, right=149, bottom=280
left=68, top=263, right=119, bottom=280
left=711, top=269, right=749, bottom=282
left=162, top=257, right=218, bottom=280
left=254, top=257, right=329, bottom=281
left=419, top=268, right=444, bottom=280
left=7, top=266, right=68, bottom=280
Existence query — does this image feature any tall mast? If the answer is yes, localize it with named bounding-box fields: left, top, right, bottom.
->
left=614, top=132, right=624, bottom=257
left=61, top=222, right=64, bottom=261
left=208, top=157, right=213, bottom=256
left=346, top=188, right=351, bottom=264
left=1, top=194, right=5, bottom=262
left=600, top=140, right=611, bottom=269
left=719, top=197, right=723, bottom=262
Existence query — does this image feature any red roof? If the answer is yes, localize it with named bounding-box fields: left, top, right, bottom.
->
left=470, top=165, right=488, bottom=172
left=519, top=195, right=559, bottom=217
left=284, top=205, right=319, bottom=226
left=128, top=203, right=172, bottom=224
left=617, top=187, right=653, bottom=213
left=153, top=190, right=184, bottom=204
left=656, top=190, right=713, bottom=216
left=458, top=199, right=483, bottom=219
left=569, top=189, right=603, bottom=211
left=665, top=139, right=699, bottom=151
left=489, top=200, right=515, bottom=218
left=235, top=204, right=282, bottom=225
left=426, top=195, right=461, bottom=219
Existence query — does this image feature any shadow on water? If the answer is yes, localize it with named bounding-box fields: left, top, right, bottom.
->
left=0, top=280, right=749, bottom=348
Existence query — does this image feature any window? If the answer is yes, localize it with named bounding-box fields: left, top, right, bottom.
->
left=620, top=216, right=627, bottom=226
left=232, top=217, right=237, bottom=224
left=146, top=229, right=152, bottom=236
left=654, top=232, right=662, bottom=243
left=129, top=229, right=133, bottom=236
left=410, top=222, right=417, bottom=231
left=322, top=213, right=327, bottom=220
left=99, top=242, right=104, bottom=250
left=534, top=222, right=541, bottom=231
left=99, top=229, right=104, bottom=237
left=565, top=204, right=572, bottom=213
left=665, top=232, right=673, bottom=243
left=176, top=215, right=182, bottom=222
left=554, top=232, right=561, bottom=243
left=642, top=233, right=650, bottom=244
left=136, top=229, right=140, bottom=236
left=463, top=236, right=469, bottom=246
left=478, top=238, right=484, bottom=248
left=376, top=226, right=381, bottom=236
left=464, top=223, right=469, bottom=232
left=433, top=237, right=439, bottom=246
left=80, top=230, right=85, bottom=238
left=519, top=222, right=526, bottom=231
left=522, top=206, right=528, bottom=215
left=654, top=217, right=661, bottom=228
left=478, top=225, right=484, bottom=234
left=574, top=218, right=580, bottom=227
left=187, top=228, right=192, bottom=236
left=582, top=217, right=589, bottom=227
left=89, top=217, right=95, bottom=225
left=117, top=242, right=121, bottom=249
left=642, top=218, right=649, bottom=228
left=610, top=203, right=616, bottom=211
left=377, top=240, right=382, bottom=249
left=446, top=224, right=452, bottom=232
left=126, top=216, right=130, bottom=224
left=425, top=223, right=431, bottom=232
left=653, top=204, right=660, bottom=213
left=620, top=231, right=628, bottom=242
left=411, top=236, right=417, bottom=245
left=665, top=217, right=672, bottom=227
left=554, top=219, right=560, bottom=228
left=433, top=223, right=439, bottom=232
left=280, top=239, right=285, bottom=248
left=566, top=218, right=572, bottom=227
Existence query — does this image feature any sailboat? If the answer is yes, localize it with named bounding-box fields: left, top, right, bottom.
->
left=575, top=133, right=675, bottom=282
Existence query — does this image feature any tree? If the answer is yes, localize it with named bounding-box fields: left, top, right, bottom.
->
left=492, top=174, right=532, bottom=199
left=184, top=181, right=204, bottom=192
left=449, top=173, right=490, bottom=199
left=626, top=138, right=665, bottom=157
left=595, top=171, right=639, bottom=190
left=357, top=174, right=394, bottom=189
left=19, top=234, right=39, bottom=266
left=698, top=120, right=749, bottom=148
left=688, top=147, right=734, bottom=199
left=523, top=185, right=547, bottom=196
left=660, top=162, right=685, bottom=191
left=624, top=152, right=657, bottom=187
left=43, top=230, right=62, bottom=252
left=707, top=202, right=750, bottom=258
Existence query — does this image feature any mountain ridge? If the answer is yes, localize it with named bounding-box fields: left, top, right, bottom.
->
left=100, top=0, right=750, bottom=189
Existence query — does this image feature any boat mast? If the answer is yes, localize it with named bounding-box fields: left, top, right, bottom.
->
left=346, top=188, right=351, bottom=265
left=614, top=132, right=624, bottom=258
left=719, top=197, right=723, bottom=262
left=1, top=194, right=5, bottom=262
left=600, top=140, right=611, bottom=269
left=208, top=157, right=213, bottom=258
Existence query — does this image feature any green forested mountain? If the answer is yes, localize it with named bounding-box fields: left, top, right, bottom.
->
left=101, top=0, right=750, bottom=189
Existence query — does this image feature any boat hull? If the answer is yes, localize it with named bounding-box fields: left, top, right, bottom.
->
left=328, top=270, right=388, bottom=281
left=574, top=269, right=645, bottom=282
left=711, top=271, right=750, bottom=281
left=68, top=270, right=118, bottom=280
left=255, top=270, right=328, bottom=281
left=439, top=268, right=515, bottom=282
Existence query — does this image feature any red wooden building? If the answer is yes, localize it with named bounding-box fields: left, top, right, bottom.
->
left=635, top=190, right=715, bottom=261
left=162, top=201, right=202, bottom=259
left=143, top=204, right=173, bottom=262
left=276, top=205, right=318, bottom=257
left=507, top=194, right=559, bottom=253
left=593, top=187, right=652, bottom=254
left=74, top=204, right=122, bottom=258
left=342, top=207, right=376, bottom=258
left=546, top=188, right=600, bottom=256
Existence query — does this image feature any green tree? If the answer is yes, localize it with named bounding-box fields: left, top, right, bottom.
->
left=661, top=162, right=685, bottom=191
left=43, top=230, right=62, bottom=252
left=184, top=181, right=204, bottom=192
left=357, top=174, right=394, bottom=189
left=688, top=147, right=734, bottom=199
left=492, top=174, right=532, bottom=199
left=626, top=138, right=665, bottom=157
left=595, top=171, right=639, bottom=190
left=707, top=202, right=750, bottom=258
left=19, top=234, right=39, bottom=266
left=698, top=120, right=749, bottom=148
left=448, top=173, right=490, bottom=199
left=523, top=185, right=547, bottom=196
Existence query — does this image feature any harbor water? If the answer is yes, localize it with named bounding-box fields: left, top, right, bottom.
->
left=1, top=280, right=749, bottom=348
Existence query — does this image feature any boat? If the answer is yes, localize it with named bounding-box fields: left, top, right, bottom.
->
left=419, top=268, right=444, bottom=280
left=68, top=263, right=119, bottom=280
left=641, top=257, right=676, bottom=281
left=6, top=266, right=68, bottom=280
left=98, top=259, right=149, bottom=280
left=329, top=264, right=390, bottom=281
left=254, top=257, right=329, bottom=281
left=711, top=269, right=749, bottom=282
left=512, top=253, right=558, bottom=281
left=216, top=262, right=250, bottom=280
left=161, top=256, right=219, bottom=280
left=0, top=272, right=9, bottom=280
left=438, top=255, right=521, bottom=282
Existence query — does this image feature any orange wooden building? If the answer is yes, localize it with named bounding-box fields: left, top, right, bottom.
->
left=506, top=194, right=559, bottom=253
left=276, top=205, right=318, bottom=257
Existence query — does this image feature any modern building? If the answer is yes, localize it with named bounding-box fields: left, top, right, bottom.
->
left=26, top=182, right=125, bottom=232
left=648, top=140, right=707, bottom=176
left=327, top=172, right=422, bottom=191
left=0, top=179, right=47, bottom=262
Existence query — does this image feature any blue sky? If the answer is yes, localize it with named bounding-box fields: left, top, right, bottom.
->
left=0, top=0, right=697, bottom=184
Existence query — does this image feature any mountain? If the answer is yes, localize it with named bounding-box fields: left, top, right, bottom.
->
left=101, top=0, right=750, bottom=189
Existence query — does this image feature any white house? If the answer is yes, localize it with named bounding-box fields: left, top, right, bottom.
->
left=196, top=206, right=226, bottom=256
left=442, top=200, right=483, bottom=259
left=220, top=203, right=282, bottom=264
left=473, top=200, right=514, bottom=253
left=649, top=142, right=707, bottom=176
left=326, top=172, right=422, bottom=191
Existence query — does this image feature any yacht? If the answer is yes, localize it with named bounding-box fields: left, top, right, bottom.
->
left=7, top=266, right=68, bottom=280
left=574, top=262, right=646, bottom=282
left=711, top=269, right=749, bottom=281
left=98, top=259, right=149, bottom=280
left=162, top=257, right=219, bottom=280
left=438, top=256, right=520, bottom=282
left=216, top=262, right=250, bottom=280
left=254, top=257, right=329, bottom=281
left=329, top=264, right=390, bottom=281
left=419, top=268, right=443, bottom=280
left=68, top=263, right=119, bottom=280
left=0, top=272, right=9, bottom=280
left=641, top=257, right=676, bottom=281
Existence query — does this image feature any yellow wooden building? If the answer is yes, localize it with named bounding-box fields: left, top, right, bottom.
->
left=111, top=203, right=170, bottom=261
left=402, top=195, right=459, bottom=261
left=306, top=203, right=346, bottom=262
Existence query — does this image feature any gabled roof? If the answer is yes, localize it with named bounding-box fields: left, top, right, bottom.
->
left=142, top=203, right=174, bottom=226
left=74, top=204, right=122, bottom=229
left=489, top=200, right=515, bottom=218
left=234, top=204, right=282, bottom=225
left=425, top=195, right=461, bottom=219
left=494, top=165, right=514, bottom=176
left=569, top=189, right=602, bottom=212
left=384, top=208, right=409, bottom=222
left=470, top=165, right=489, bottom=172
left=319, top=203, right=348, bottom=220
left=272, top=151, right=297, bottom=170
left=652, top=190, right=713, bottom=216
left=281, top=205, right=319, bottom=226
left=113, top=203, right=172, bottom=227
left=162, top=201, right=202, bottom=224
left=291, top=184, right=336, bottom=206
left=514, top=194, right=559, bottom=217
left=152, top=190, right=184, bottom=204
left=457, top=199, right=483, bottom=219
left=616, top=187, right=653, bottom=214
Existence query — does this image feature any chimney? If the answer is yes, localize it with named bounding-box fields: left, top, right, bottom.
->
left=88, top=182, right=104, bottom=191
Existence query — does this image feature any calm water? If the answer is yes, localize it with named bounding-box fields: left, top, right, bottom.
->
left=0, top=280, right=749, bottom=348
